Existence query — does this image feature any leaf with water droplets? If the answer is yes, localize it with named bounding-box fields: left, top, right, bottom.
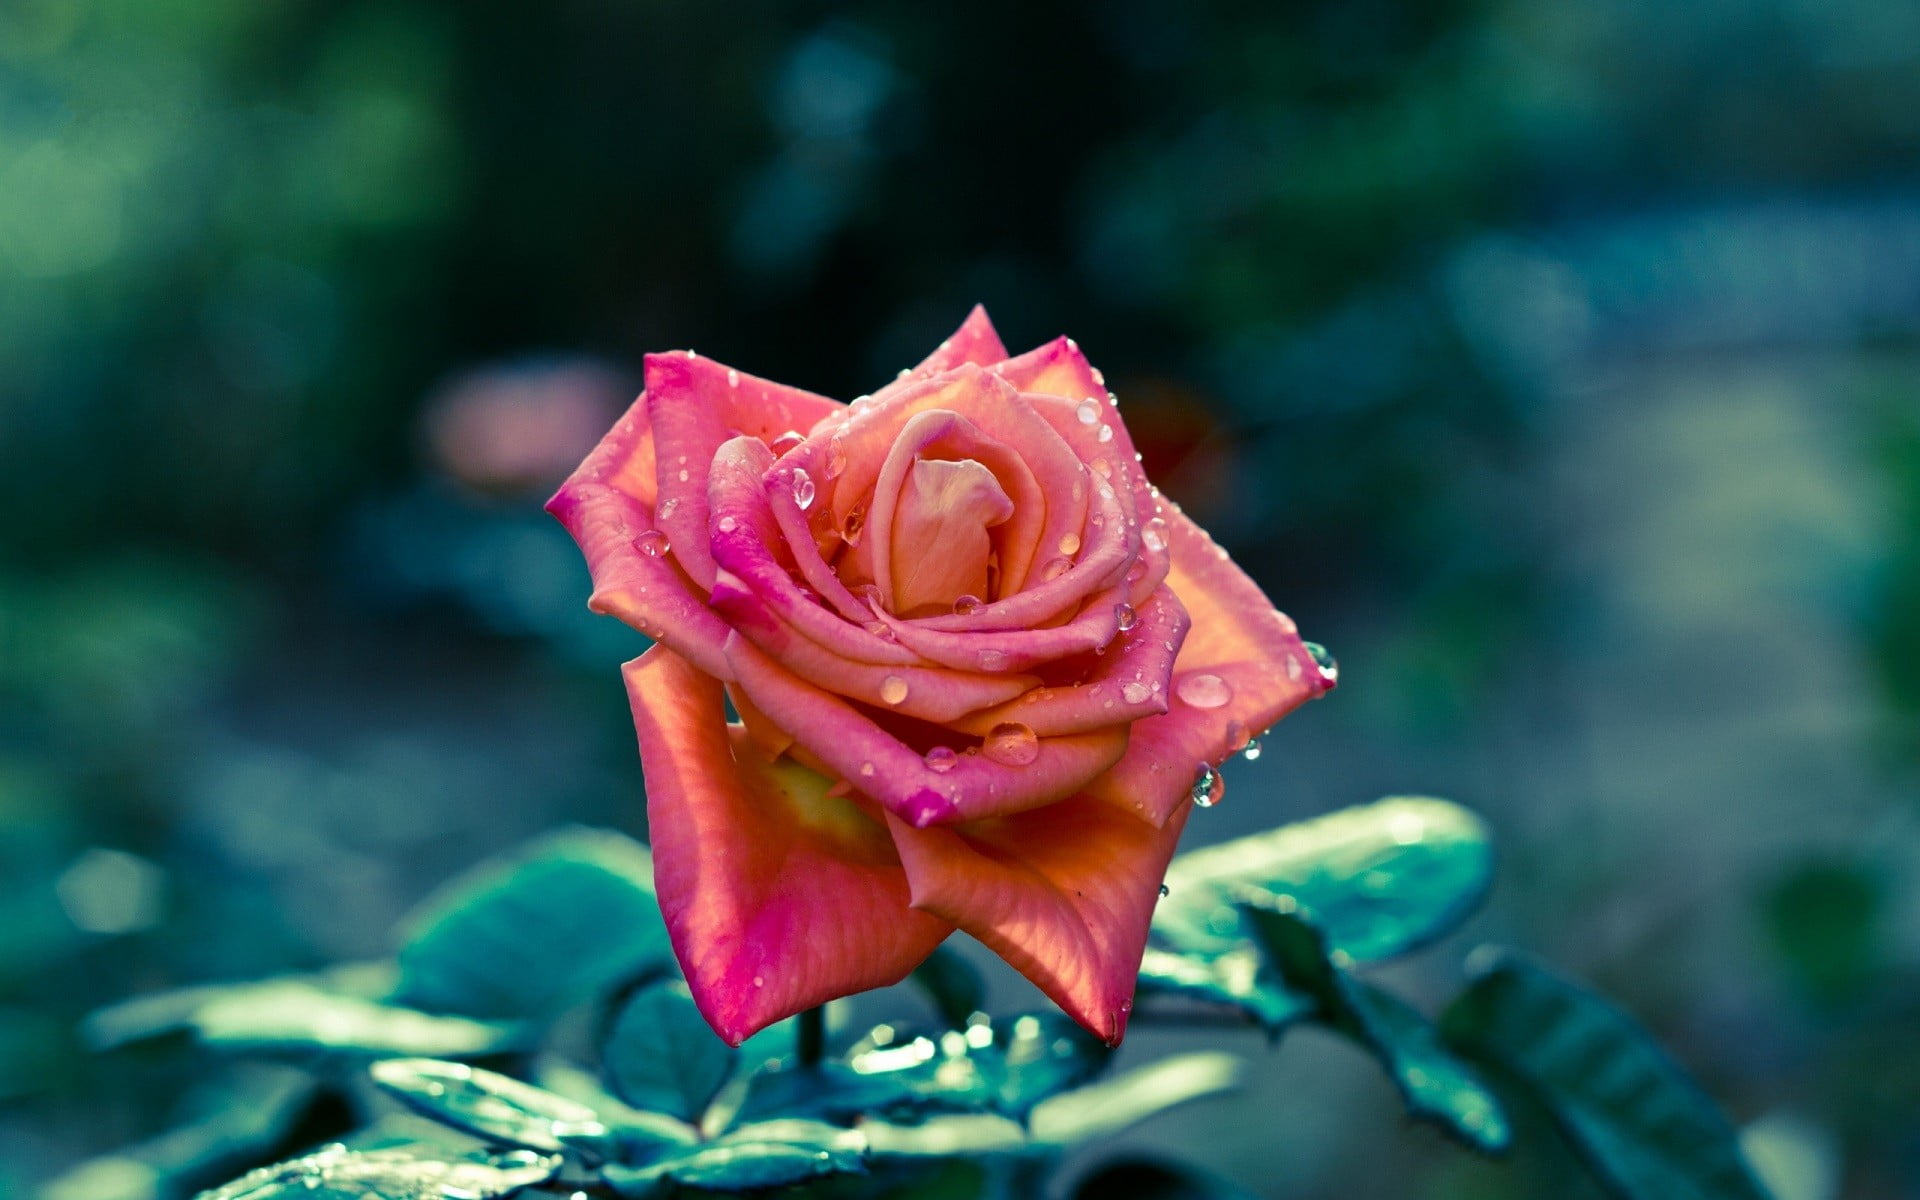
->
left=910, top=942, right=986, bottom=1029
left=194, top=1143, right=560, bottom=1200
left=602, top=1126, right=866, bottom=1197
left=1439, top=950, right=1770, bottom=1200
left=1134, top=947, right=1312, bottom=1035
left=393, top=827, right=673, bottom=1021
left=1243, top=903, right=1510, bottom=1153
left=602, top=980, right=737, bottom=1123
left=1153, top=796, right=1494, bottom=962
left=370, top=1058, right=611, bottom=1155
left=841, top=1011, right=1111, bottom=1119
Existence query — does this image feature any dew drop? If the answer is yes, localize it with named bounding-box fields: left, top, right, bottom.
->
left=825, top=434, right=848, bottom=478
left=842, top=505, right=866, bottom=546
left=1121, top=681, right=1152, bottom=704
left=1191, top=763, right=1224, bottom=807
left=953, top=594, right=985, bottom=616
left=717, top=515, right=738, bottom=533
left=859, top=761, right=876, bottom=777
left=926, top=746, right=958, bottom=773
left=1092, top=458, right=1113, bottom=478
left=678, top=469, right=690, bottom=483
left=977, top=648, right=1009, bottom=671
left=657, top=497, right=680, bottom=521
left=1177, top=672, right=1232, bottom=709
left=1058, top=531, right=1082, bottom=556
left=1040, top=557, right=1071, bottom=582
left=880, top=675, right=910, bottom=705
left=769, top=429, right=805, bottom=455
left=727, top=368, right=740, bottom=387
left=1304, top=641, right=1338, bottom=685
left=1076, top=398, right=1100, bottom=425
left=1141, top=518, right=1169, bottom=553
left=753, top=975, right=765, bottom=988
left=1242, top=738, right=1262, bottom=761
left=633, top=529, right=670, bottom=557
left=791, top=468, right=816, bottom=511
left=1159, top=884, right=1170, bottom=897
left=865, top=620, right=894, bottom=640
left=1113, top=603, right=1137, bottom=632
left=1097, top=424, right=1114, bottom=443
left=982, top=722, right=1040, bottom=766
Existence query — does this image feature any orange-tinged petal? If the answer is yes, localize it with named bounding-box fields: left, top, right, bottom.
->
left=887, top=797, right=1192, bottom=1044
left=910, top=304, right=1010, bottom=376
left=626, top=647, right=950, bottom=1045
left=1085, top=506, right=1331, bottom=825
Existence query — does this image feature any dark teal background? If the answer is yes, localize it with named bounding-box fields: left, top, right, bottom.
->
left=4, top=2, right=1918, bottom=1195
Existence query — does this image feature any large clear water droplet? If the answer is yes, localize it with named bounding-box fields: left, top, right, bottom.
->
left=1121, top=681, right=1152, bottom=704
left=880, top=675, right=909, bottom=705
left=1176, top=672, right=1232, bottom=709
left=982, top=722, right=1040, bottom=766
left=1076, top=398, right=1100, bottom=425
left=1097, top=424, right=1113, bottom=443
left=1040, top=557, right=1071, bottom=582
left=1241, top=738, right=1263, bottom=761
left=791, top=468, right=817, bottom=511
left=825, top=434, right=848, bottom=478
left=1113, top=603, right=1137, bottom=632
left=633, top=529, right=670, bottom=558
left=1191, top=763, right=1224, bottom=807
left=1058, top=531, right=1081, bottom=556
left=1304, top=641, right=1338, bottom=686
left=769, top=429, right=805, bottom=456
left=1141, top=518, right=1169, bottom=553
left=925, top=746, right=958, bottom=773
left=953, top=594, right=984, bottom=616
left=716, top=515, right=738, bottom=533
left=842, top=505, right=866, bottom=546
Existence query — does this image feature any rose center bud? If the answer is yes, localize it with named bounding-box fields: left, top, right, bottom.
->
left=888, top=456, right=1015, bottom=617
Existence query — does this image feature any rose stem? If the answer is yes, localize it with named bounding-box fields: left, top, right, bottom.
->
left=797, top=1004, right=826, bottom=1069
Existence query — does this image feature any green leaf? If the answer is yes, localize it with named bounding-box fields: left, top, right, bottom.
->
left=1156, top=795, right=1494, bottom=961
left=533, top=1060, right=702, bottom=1161
left=1029, top=1052, right=1243, bottom=1147
left=194, top=1143, right=559, bottom=1200
left=1134, top=947, right=1312, bottom=1035
left=733, top=1061, right=922, bottom=1125
left=188, top=983, right=523, bottom=1057
left=602, top=1128, right=867, bottom=1197
left=392, top=827, right=673, bottom=1021
left=370, top=1059, right=611, bottom=1155
left=84, top=962, right=405, bottom=1051
left=602, top=980, right=738, bottom=1123
left=842, top=1012, right=1112, bottom=1119
left=1245, top=904, right=1510, bottom=1153
left=910, top=943, right=987, bottom=1028
left=1440, top=950, right=1771, bottom=1200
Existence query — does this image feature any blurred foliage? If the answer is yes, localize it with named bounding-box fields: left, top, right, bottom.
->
left=5, top=0, right=1920, bottom=1196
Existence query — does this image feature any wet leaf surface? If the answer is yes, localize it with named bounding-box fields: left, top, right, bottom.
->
left=370, top=1058, right=610, bottom=1155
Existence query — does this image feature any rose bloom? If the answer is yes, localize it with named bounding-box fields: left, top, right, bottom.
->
left=550, top=309, right=1331, bottom=1045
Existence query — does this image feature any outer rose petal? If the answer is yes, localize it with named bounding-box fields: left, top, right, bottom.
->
left=1084, top=506, right=1331, bottom=826
left=887, top=796, right=1192, bottom=1044
left=626, top=647, right=950, bottom=1045
left=910, top=304, right=1010, bottom=376
left=547, top=396, right=735, bottom=680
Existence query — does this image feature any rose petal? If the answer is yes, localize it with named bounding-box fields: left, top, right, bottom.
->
left=910, top=305, right=1011, bottom=376
left=864, top=582, right=1132, bottom=674
left=951, top=586, right=1189, bottom=737
left=626, top=647, right=950, bottom=1045
left=547, top=398, right=735, bottom=680
left=887, top=796, right=1191, bottom=1044
left=889, top=458, right=1016, bottom=615
left=646, top=351, right=841, bottom=591
left=1084, top=508, right=1330, bottom=825
left=723, top=634, right=1129, bottom=827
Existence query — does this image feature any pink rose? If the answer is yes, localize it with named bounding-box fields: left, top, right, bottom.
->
left=550, top=308, right=1332, bottom=1045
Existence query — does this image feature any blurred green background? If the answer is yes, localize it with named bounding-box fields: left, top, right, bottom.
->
left=4, top=0, right=1920, bottom=1196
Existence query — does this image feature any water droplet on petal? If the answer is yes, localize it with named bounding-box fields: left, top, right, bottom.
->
left=769, top=429, right=805, bottom=455
left=1304, top=641, right=1338, bottom=685
left=1191, top=763, right=1224, bottom=807
left=1058, top=532, right=1082, bottom=556
left=1141, top=518, right=1169, bottom=553
left=717, top=515, right=738, bottom=533
left=925, top=746, right=958, bottom=773
left=633, top=529, right=670, bottom=557
left=1040, top=557, right=1071, bottom=582
left=1242, top=738, right=1263, bottom=761
left=841, top=505, right=866, bottom=546
left=1076, top=398, right=1100, bottom=425
left=753, top=974, right=765, bottom=987
left=727, top=368, right=740, bottom=387
left=657, top=497, right=680, bottom=521
left=1176, top=673, right=1232, bottom=709
left=865, top=620, right=893, bottom=640
left=982, top=722, right=1040, bottom=766
left=1097, top=424, right=1114, bottom=443
left=1121, top=681, right=1152, bottom=704
left=859, top=761, right=876, bottom=777
left=791, top=468, right=816, bottom=511
left=1092, top=458, right=1113, bottom=478
left=977, top=648, right=1009, bottom=671
left=880, top=675, right=909, bottom=705
left=1113, top=603, right=1137, bottom=631
left=825, top=434, right=848, bottom=478
left=953, top=594, right=984, bottom=616
left=1159, top=884, right=1170, bottom=897
left=677, top=469, right=690, bottom=483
